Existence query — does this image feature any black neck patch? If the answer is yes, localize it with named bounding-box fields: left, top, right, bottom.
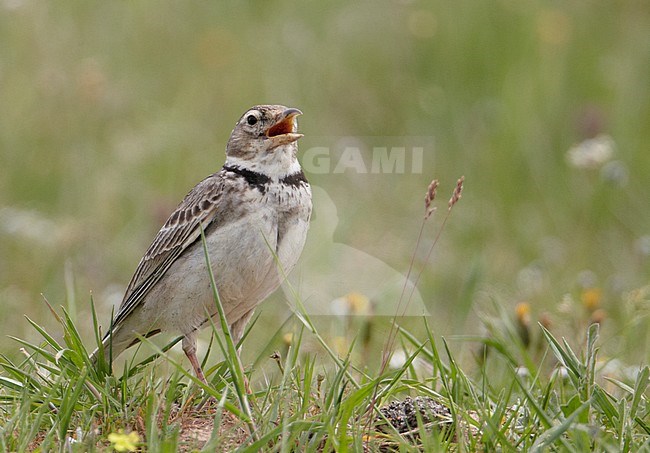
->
left=280, top=170, right=309, bottom=187
left=223, top=165, right=270, bottom=194
left=223, top=166, right=309, bottom=194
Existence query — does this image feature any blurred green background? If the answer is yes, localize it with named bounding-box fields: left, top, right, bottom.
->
left=1, top=1, right=648, bottom=367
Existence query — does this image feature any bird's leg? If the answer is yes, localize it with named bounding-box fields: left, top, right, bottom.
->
left=182, top=334, right=207, bottom=384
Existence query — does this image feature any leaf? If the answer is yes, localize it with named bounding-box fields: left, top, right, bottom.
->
left=530, top=399, right=591, bottom=452
left=0, top=375, right=24, bottom=391
left=630, top=366, right=649, bottom=420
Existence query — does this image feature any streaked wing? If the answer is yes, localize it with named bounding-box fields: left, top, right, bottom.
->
left=110, top=172, right=226, bottom=329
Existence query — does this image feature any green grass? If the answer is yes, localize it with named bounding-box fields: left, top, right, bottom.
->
left=1, top=285, right=649, bottom=450
left=1, top=0, right=649, bottom=450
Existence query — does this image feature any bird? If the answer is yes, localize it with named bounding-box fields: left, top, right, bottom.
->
left=92, top=105, right=312, bottom=383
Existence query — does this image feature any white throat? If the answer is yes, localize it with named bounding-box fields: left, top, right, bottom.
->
left=225, top=145, right=302, bottom=180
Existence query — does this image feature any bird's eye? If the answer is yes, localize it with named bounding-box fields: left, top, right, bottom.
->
left=246, top=115, right=258, bottom=126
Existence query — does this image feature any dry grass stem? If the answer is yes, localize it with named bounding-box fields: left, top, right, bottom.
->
left=380, top=176, right=467, bottom=381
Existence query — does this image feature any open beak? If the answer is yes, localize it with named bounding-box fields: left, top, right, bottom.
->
left=265, top=108, right=303, bottom=148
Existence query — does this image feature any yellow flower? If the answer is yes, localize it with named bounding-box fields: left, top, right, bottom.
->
left=346, top=292, right=370, bottom=314
left=107, top=430, right=140, bottom=452
left=282, top=332, right=294, bottom=346
left=515, top=302, right=531, bottom=325
left=581, top=288, right=602, bottom=311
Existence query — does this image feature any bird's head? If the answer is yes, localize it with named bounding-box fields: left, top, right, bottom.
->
left=226, top=105, right=303, bottom=161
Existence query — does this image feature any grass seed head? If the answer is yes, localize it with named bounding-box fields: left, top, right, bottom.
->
left=448, top=176, right=464, bottom=210
left=424, top=179, right=439, bottom=219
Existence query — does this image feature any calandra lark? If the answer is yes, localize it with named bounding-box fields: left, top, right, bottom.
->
left=93, top=105, right=312, bottom=383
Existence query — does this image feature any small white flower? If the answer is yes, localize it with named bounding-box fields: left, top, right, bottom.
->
left=515, top=366, right=530, bottom=379
left=600, top=160, right=629, bottom=186
left=635, top=236, right=650, bottom=257
left=331, top=296, right=349, bottom=316
left=566, top=134, right=615, bottom=169
left=389, top=350, right=407, bottom=369
left=552, top=365, right=570, bottom=380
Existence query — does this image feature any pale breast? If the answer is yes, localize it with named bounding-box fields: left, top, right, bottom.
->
left=141, top=178, right=312, bottom=335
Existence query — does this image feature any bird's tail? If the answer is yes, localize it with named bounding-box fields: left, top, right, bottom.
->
left=89, top=327, right=131, bottom=367
left=89, top=324, right=160, bottom=367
